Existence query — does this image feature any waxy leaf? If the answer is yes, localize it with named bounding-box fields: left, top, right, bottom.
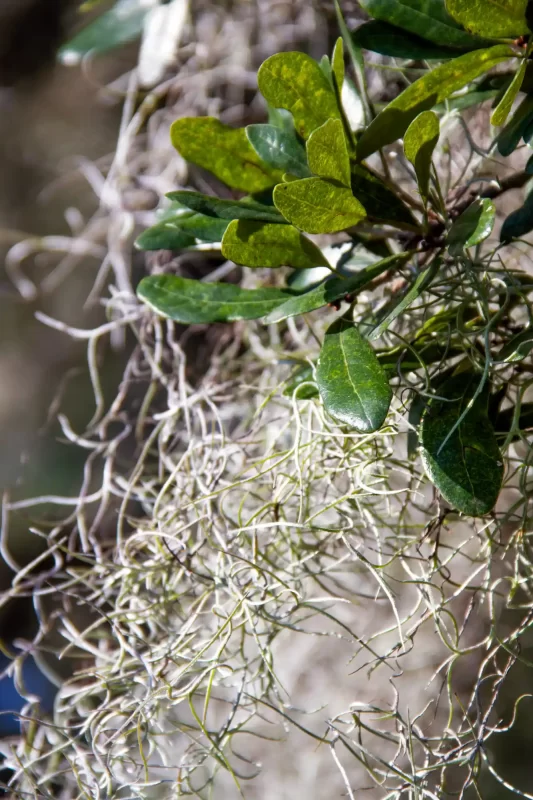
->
left=500, top=191, right=533, bottom=242
left=246, top=124, right=311, bottom=179
left=495, top=328, right=533, bottom=362
left=404, top=111, right=440, bottom=203
left=170, top=117, right=282, bottom=193
left=351, top=20, right=461, bottom=60
left=356, top=46, right=515, bottom=160
left=137, top=275, right=295, bottom=324
left=351, top=164, right=419, bottom=229
left=420, top=372, right=504, bottom=516
left=166, top=191, right=284, bottom=223
left=274, top=177, right=366, bottom=234
left=447, top=198, right=495, bottom=255
left=283, top=364, right=319, bottom=399
left=368, top=259, right=440, bottom=340
left=359, top=0, right=493, bottom=49
left=135, top=213, right=227, bottom=250
left=491, top=59, right=527, bottom=127
left=257, top=52, right=341, bottom=139
left=332, top=37, right=345, bottom=94
left=317, top=319, right=392, bottom=432
left=266, top=252, right=411, bottom=323
left=306, top=119, right=351, bottom=186
left=221, top=220, right=329, bottom=269
left=496, top=95, right=533, bottom=156
left=445, top=0, right=529, bottom=38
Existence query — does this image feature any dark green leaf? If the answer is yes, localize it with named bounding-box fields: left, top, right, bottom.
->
left=356, top=46, right=515, bottom=160
left=221, top=220, right=329, bottom=269
left=351, top=20, right=462, bottom=60
left=491, top=59, right=527, bottom=127
left=447, top=198, right=495, bottom=255
left=404, top=111, right=440, bottom=203
left=317, top=319, right=392, bottom=432
left=351, top=164, right=420, bottom=229
left=137, top=275, right=296, bottom=324
left=135, top=213, right=228, bottom=250
left=246, top=124, right=311, bottom=179
left=257, top=52, right=342, bottom=139
left=500, top=190, right=533, bottom=242
left=165, top=191, right=284, bottom=223
left=526, top=154, right=533, bottom=174
left=420, top=372, right=504, bottom=515
left=267, top=106, right=295, bottom=132
left=266, top=252, right=411, bottom=323
left=495, top=328, right=533, bottom=362
left=306, top=119, right=351, bottom=186
left=495, top=94, right=533, bottom=156
left=359, top=0, right=494, bottom=49
left=170, top=117, right=282, bottom=193
left=369, top=259, right=440, bottom=340
left=273, top=177, right=366, bottom=234
left=59, top=0, right=149, bottom=62
left=445, top=0, right=529, bottom=38
left=283, top=364, right=319, bottom=399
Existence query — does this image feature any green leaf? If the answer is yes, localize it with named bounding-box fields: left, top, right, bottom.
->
left=246, top=124, right=311, bottom=180
left=420, top=372, right=504, bottom=516
left=500, top=190, right=533, bottom=242
left=283, top=364, right=319, bottom=399
left=59, top=0, right=151, bottom=62
left=359, top=0, right=494, bottom=49
left=165, top=191, right=284, bottom=223
left=306, top=119, right=351, bottom=187
left=221, top=220, right=329, bottom=269
left=491, top=59, right=527, bottom=127
left=445, top=0, right=529, bottom=38
left=317, top=319, right=392, bottom=432
left=266, top=252, right=411, bottom=323
left=356, top=46, right=515, bottom=160
left=368, top=259, right=440, bottom=340
left=137, top=275, right=295, bottom=324
left=351, top=164, right=419, bottom=229
left=273, top=177, right=366, bottom=234
left=170, top=117, right=282, bottom=193
left=495, top=328, right=533, bottom=362
left=257, top=52, right=341, bottom=139
left=351, top=20, right=462, bottom=60
left=447, top=198, right=495, bottom=255
left=403, top=111, right=440, bottom=203
left=495, top=94, right=533, bottom=155
left=332, top=37, right=345, bottom=93
left=135, top=213, right=228, bottom=251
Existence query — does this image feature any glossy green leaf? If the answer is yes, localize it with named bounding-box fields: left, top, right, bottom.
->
left=59, top=0, right=152, bottom=62
left=404, top=111, right=440, bottom=203
left=135, top=213, right=228, bottom=250
left=306, top=119, right=351, bottom=187
left=221, top=221, right=329, bottom=269
left=369, top=259, right=440, bottom=340
left=137, top=275, right=295, bottom=324
left=491, top=59, right=527, bottom=127
left=266, top=252, right=411, bottom=323
left=356, top=46, right=515, bottom=160
left=351, top=20, right=461, bottom=60
left=170, top=117, right=282, bottom=193
left=447, top=198, right=495, bottom=255
left=359, top=0, right=493, bottom=49
left=165, top=191, right=284, bottom=223
left=319, top=55, right=332, bottom=85
left=495, top=95, right=533, bottom=156
left=500, top=190, right=533, bottom=242
left=351, top=164, right=419, bottom=229
left=420, top=372, right=504, bottom=516
left=445, top=0, right=529, bottom=38
left=332, top=37, right=345, bottom=93
left=495, top=328, right=533, bottom=362
left=273, top=177, right=366, bottom=234
left=257, top=52, right=341, bottom=139
left=246, top=124, right=311, bottom=180
left=283, top=364, right=319, bottom=399
left=317, top=319, right=392, bottom=432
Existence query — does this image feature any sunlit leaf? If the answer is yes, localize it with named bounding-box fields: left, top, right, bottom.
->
left=273, top=177, right=366, bottom=234
left=445, top=0, right=529, bottom=38
left=306, top=119, right=351, bottom=186
left=495, top=328, right=533, bottom=362
left=137, top=275, right=295, bottom=323
left=356, top=46, right=515, bottom=160
left=495, top=94, right=533, bottom=155
left=368, top=259, right=440, bottom=340
left=403, top=111, right=440, bottom=203
left=246, top=124, right=311, bottom=179
left=447, top=198, right=495, bottom=255
left=170, top=117, right=282, bottom=193
left=332, top=37, right=345, bottom=93
left=491, top=59, right=527, bottom=127
left=165, top=191, right=284, bottom=223
left=317, top=319, right=392, bottom=432
left=221, top=220, right=329, bottom=269
left=420, top=372, right=504, bottom=515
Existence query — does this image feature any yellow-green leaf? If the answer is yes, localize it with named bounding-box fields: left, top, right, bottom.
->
left=257, top=52, right=341, bottom=140
left=445, top=0, right=529, bottom=38
left=447, top=198, right=495, bottom=255
left=273, top=177, right=366, bottom=234
left=491, top=59, right=527, bottom=127
left=221, top=220, right=329, bottom=269
left=356, top=45, right=515, bottom=160
left=170, top=117, right=282, bottom=193
left=332, top=37, right=345, bottom=93
left=404, top=111, right=440, bottom=203
left=306, top=119, right=351, bottom=187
